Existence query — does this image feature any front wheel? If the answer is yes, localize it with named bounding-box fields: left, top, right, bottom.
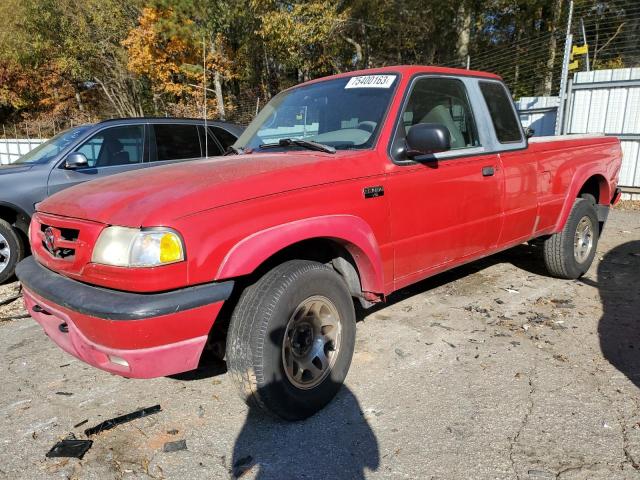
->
left=227, top=260, right=356, bottom=421
left=543, top=197, right=599, bottom=279
left=0, top=219, right=24, bottom=284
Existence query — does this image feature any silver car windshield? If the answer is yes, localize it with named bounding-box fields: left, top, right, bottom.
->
left=14, top=126, right=90, bottom=164
left=234, top=74, right=398, bottom=152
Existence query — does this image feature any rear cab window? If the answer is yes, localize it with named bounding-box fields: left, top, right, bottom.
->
left=479, top=81, right=523, bottom=144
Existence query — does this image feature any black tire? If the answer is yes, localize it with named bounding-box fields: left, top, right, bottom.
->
left=227, top=260, right=356, bottom=421
left=0, top=219, right=23, bottom=284
left=543, top=197, right=599, bottom=279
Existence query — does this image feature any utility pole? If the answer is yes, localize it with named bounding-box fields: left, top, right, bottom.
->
left=555, top=0, right=574, bottom=135
left=580, top=18, right=590, bottom=71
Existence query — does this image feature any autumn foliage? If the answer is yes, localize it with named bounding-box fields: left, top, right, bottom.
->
left=0, top=0, right=637, bottom=135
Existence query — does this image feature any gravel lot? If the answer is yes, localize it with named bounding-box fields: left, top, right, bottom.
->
left=1, top=209, right=640, bottom=480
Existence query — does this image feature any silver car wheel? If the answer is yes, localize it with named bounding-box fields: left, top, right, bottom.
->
left=282, top=295, right=342, bottom=390
left=0, top=232, right=10, bottom=274
left=574, top=216, right=594, bottom=264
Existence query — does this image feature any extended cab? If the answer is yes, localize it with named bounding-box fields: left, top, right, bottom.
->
left=16, top=66, right=622, bottom=420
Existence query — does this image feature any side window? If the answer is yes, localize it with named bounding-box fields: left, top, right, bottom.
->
left=76, top=137, right=104, bottom=167
left=75, top=125, right=144, bottom=167
left=209, top=126, right=237, bottom=150
left=479, top=82, right=523, bottom=143
left=401, top=77, right=479, bottom=151
left=197, top=126, right=223, bottom=156
left=153, top=124, right=201, bottom=161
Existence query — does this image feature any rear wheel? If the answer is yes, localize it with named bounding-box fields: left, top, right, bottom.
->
left=0, top=219, right=23, bottom=284
left=543, top=197, right=599, bottom=279
left=227, top=260, right=356, bottom=420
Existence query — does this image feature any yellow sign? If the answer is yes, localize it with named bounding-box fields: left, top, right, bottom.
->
left=572, top=44, right=588, bottom=56
left=568, top=60, right=580, bottom=70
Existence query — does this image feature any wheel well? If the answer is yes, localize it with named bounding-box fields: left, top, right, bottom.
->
left=0, top=205, right=30, bottom=254
left=578, top=175, right=607, bottom=204
left=204, top=238, right=369, bottom=362
left=248, top=238, right=363, bottom=294
left=0, top=205, right=18, bottom=225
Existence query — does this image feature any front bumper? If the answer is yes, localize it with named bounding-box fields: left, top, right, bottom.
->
left=16, top=257, right=234, bottom=378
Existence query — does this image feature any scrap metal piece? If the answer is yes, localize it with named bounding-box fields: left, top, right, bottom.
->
left=163, top=439, right=187, bottom=452
left=84, top=405, right=161, bottom=436
left=46, top=439, right=93, bottom=459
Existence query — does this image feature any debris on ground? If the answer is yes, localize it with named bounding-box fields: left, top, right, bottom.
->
left=163, top=439, right=187, bottom=453
left=46, top=435, right=93, bottom=459
left=430, top=321, right=454, bottom=331
left=394, top=348, right=411, bottom=358
left=84, top=405, right=161, bottom=436
left=0, top=294, right=21, bottom=307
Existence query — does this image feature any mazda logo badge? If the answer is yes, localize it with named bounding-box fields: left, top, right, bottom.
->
left=44, top=227, right=56, bottom=254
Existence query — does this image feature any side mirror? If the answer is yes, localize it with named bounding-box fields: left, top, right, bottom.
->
left=64, top=152, right=89, bottom=169
left=405, top=123, right=451, bottom=160
left=524, top=127, right=535, bottom=138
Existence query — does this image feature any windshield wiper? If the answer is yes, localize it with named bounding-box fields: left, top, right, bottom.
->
left=259, top=138, right=336, bottom=154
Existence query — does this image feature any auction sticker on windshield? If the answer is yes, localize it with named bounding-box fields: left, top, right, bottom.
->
left=345, top=75, right=396, bottom=89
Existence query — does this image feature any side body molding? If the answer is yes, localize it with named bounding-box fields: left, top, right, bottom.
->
left=215, top=215, right=385, bottom=294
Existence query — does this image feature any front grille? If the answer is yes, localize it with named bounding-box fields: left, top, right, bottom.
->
left=31, top=213, right=104, bottom=279
left=40, top=223, right=79, bottom=260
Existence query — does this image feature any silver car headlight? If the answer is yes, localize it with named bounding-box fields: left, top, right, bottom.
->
left=91, top=226, right=185, bottom=267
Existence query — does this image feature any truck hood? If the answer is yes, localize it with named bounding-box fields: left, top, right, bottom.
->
left=37, top=151, right=378, bottom=226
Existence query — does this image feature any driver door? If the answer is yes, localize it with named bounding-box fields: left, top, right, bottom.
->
left=386, top=76, right=504, bottom=289
left=48, top=124, right=147, bottom=195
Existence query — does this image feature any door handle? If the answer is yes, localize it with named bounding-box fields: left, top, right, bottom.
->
left=482, top=166, right=495, bottom=177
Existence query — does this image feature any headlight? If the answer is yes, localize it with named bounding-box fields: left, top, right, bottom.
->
left=91, top=226, right=185, bottom=267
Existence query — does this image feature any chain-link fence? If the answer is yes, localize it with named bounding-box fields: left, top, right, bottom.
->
left=437, top=1, right=639, bottom=99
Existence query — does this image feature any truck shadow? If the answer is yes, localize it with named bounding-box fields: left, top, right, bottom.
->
left=590, top=241, right=640, bottom=389
left=230, top=381, right=379, bottom=479
left=227, top=326, right=379, bottom=478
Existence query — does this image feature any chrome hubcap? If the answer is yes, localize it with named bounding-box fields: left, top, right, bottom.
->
left=574, top=216, right=594, bottom=263
left=0, top=232, right=10, bottom=274
left=282, top=295, right=342, bottom=390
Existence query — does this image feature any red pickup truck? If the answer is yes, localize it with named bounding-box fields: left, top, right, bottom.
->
left=16, top=66, right=622, bottom=420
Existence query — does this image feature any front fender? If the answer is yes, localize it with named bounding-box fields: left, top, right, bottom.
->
left=214, top=215, right=385, bottom=294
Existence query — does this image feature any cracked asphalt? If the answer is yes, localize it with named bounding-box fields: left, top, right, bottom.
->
left=1, top=207, right=639, bottom=479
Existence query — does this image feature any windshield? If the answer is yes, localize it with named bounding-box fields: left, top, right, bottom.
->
left=235, top=74, right=398, bottom=152
left=14, top=126, right=90, bottom=164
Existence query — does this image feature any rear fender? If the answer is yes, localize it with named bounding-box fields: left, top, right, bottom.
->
left=554, top=170, right=610, bottom=232
left=215, top=215, right=385, bottom=294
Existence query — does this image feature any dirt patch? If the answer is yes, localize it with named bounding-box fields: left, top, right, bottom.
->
left=616, top=200, right=640, bottom=211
